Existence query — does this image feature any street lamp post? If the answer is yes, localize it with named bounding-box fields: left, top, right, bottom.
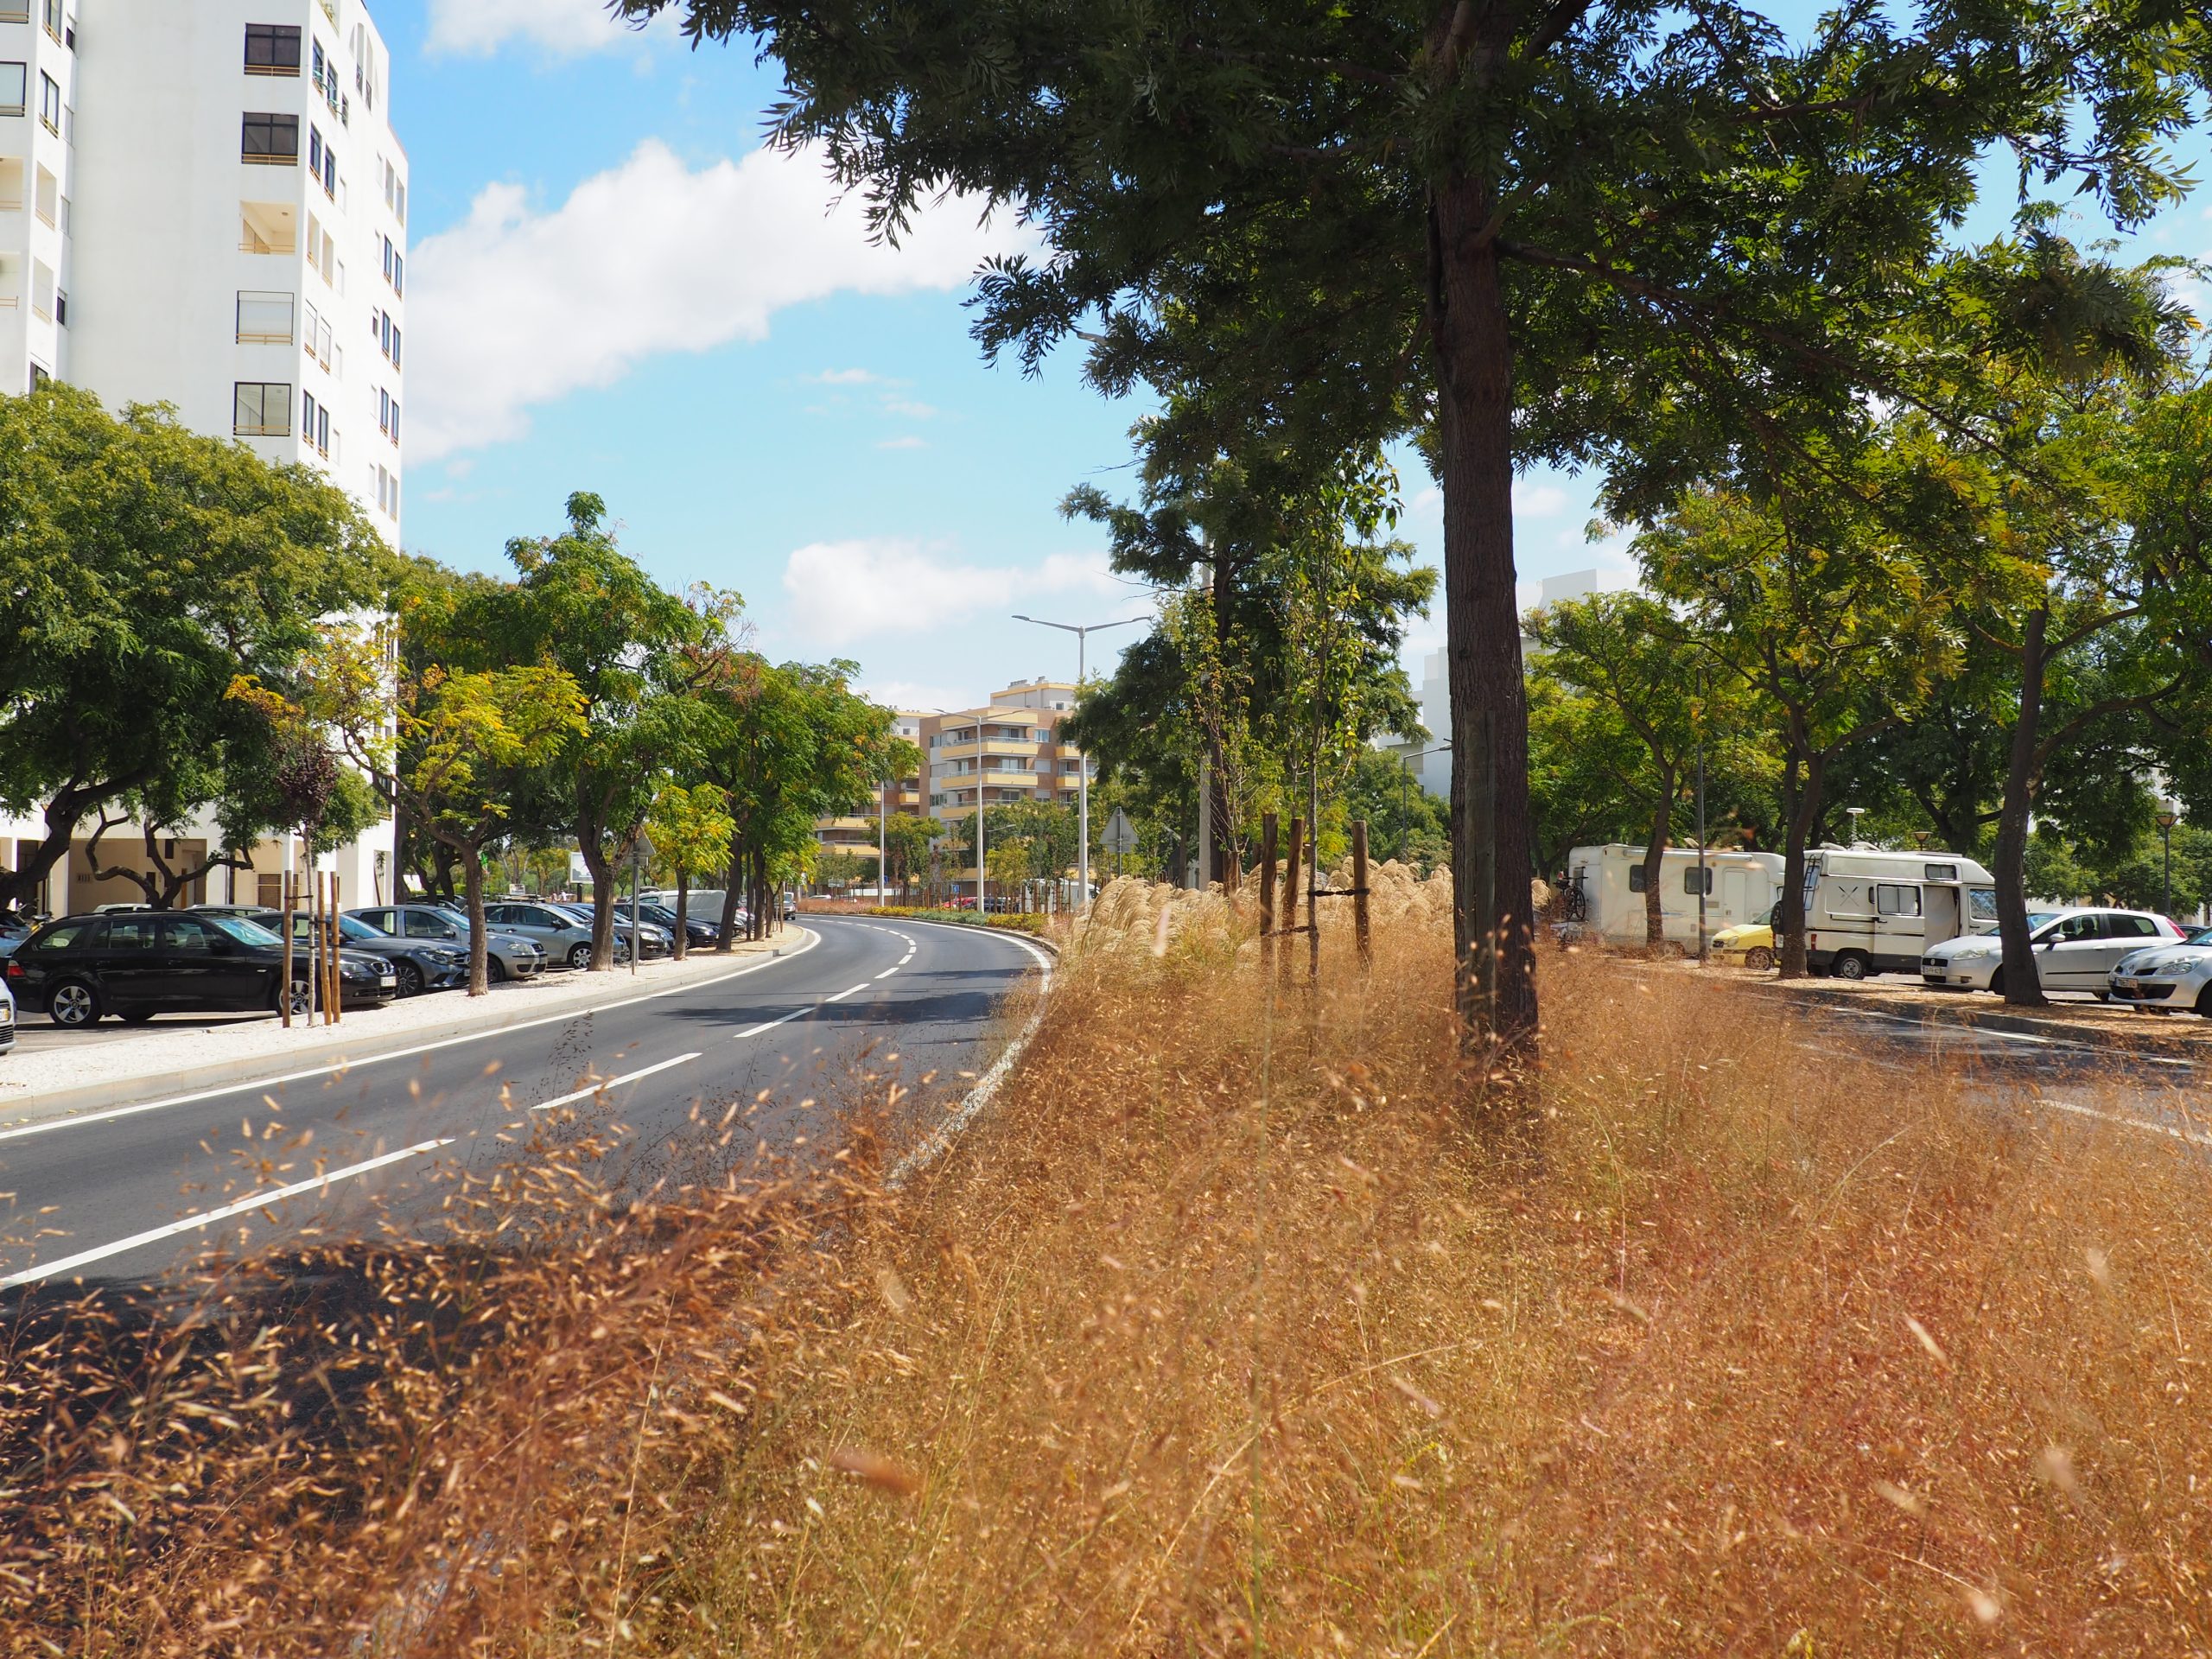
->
left=1395, top=741, right=1452, bottom=866
left=1013, top=613, right=1147, bottom=912
left=2157, top=799, right=2179, bottom=916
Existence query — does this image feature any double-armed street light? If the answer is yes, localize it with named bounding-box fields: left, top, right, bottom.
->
left=1012, top=613, right=1147, bottom=911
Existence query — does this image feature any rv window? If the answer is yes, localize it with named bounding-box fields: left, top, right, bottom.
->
left=1628, top=867, right=1647, bottom=893
left=1968, top=889, right=1999, bottom=923
left=1923, top=863, right=1958, bottom=881
left=1876, top=884, right=1922, bottom=918
left=1682, top=867, right=1713, bottom=895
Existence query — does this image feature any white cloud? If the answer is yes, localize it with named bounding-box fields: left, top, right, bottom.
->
left=810, top=367, right=893, bottom=385
left=409, top=141, right=1039, bottom=462
left=881, top=397, right=940, bottom=420
left=1511, top=480, right=1569, bottom=517
left=856, top=679, right=982, bottom=714
left=875, top=435, right=928, bottom=450
left=780, top=540, right=1131, bottom=647
left=425, top=0, right=671, bottom=56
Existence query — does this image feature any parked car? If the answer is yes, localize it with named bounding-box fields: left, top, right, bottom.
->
left=2107, top=926, right=2212, bottom=1015
left=543, top=902, right=673, bottom=960
left=1710, top=906, right=1777, bottom=970
left=0, top=972, right=15, bottom=1056
left=3, top=911, right=396, bottom=1027
left=232, top=909, right=472, bottom=997
left=345, top=904, right=549, bottom=983
left=0, top=912, right=32, bottom=960
left=479, top=900, right=636, bottom=969
left=1920, top=907, right=2186, bottom=997
left=629, top=899, right=719, bottom=950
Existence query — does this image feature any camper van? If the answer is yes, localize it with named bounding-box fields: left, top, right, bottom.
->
left=1802, top=847, right=1997, bottom=979
left=1564, top=845, right=1787, bottom=950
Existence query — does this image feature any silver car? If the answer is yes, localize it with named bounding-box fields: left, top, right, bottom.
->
left=346, top=904, right=548, bottom=982
left=2109, top=926, right=2212, bottom=1015
left=480, top=900, right=646, bottom=970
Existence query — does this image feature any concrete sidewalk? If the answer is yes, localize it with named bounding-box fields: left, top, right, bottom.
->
left=1649, top=957, right=2212, bottom=1056
left=0, top=931, right=812, bottom=1123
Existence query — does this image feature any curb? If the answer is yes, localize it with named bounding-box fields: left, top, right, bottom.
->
left=0, top=931, right=816, bottom=1128
left=827, top=911, right=1062, bottom=957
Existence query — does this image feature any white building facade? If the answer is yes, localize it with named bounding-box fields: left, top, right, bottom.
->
left=0, top=0, right=407, bottom=913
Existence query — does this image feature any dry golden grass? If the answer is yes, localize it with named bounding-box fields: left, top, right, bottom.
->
left=7, top=872, right=2212, bottom=1655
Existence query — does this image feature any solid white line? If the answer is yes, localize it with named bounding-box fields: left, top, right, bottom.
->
left=887, top=927, right=1056, bottom=1187
left=825, top=982, right=871, bottom=1002
left=0, top=930, right=821, bottom=1146
left=2038, top=1096, right=2212, bottom=1148
left=528, top=1052, right=700, bottom=1112
left=0, top=1137, right=455, bottom=1288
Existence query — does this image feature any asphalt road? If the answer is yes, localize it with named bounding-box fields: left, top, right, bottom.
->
left=0, top=917, right=1049, bottom=1291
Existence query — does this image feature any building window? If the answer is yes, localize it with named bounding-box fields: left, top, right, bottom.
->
left=378, top=387, right=399, bottom=442
left=0, top=62, right=24, bottom=118
left=244, top=23, right=302, bottom=73
left=54, top=287, right=66, bottom=326
left=241, top=111, right=299, bottom=164
left=41, top=0, right=59, bottom=41
left=232, top=381, right=292, bottom=438
left=237, top=289, right=295, bottom=344
left=38, top=71, right=59, bottom=134
left=28, top=361, right=50, bottom=391
left=29, top=257, right=52, bottom=321
left=300, top=389, right=329, bottom=455
left=33, top=164, right=54, bottom=226
left=240, top=200, right=297, bottom=255
left=307, top=125, right=336, bottom=195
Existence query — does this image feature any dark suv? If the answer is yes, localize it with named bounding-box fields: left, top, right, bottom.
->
left=3, top=912, right=397, bottom=1027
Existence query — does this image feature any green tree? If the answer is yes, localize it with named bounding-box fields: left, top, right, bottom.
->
left=882, top=811, right=937, bottom=901
left=237, top=642, right=587, bottom=995
left=645, top=781, right=734, bottom=957
left=1640, top=486, right=1958, bottom=977
left=634, top=0, right=2211, bottom=1059
left=0, top=385, right=387, bottom=916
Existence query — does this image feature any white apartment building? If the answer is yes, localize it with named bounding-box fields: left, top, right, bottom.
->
left=0, top=1, right=408, bottom=914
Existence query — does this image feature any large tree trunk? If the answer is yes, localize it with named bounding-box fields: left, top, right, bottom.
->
left=581, top=839, right=617, bottom=970
left=1431, top=175, right=1538, bottom=1065
left=715, top=842, right=746, bottom=951
left=1776, top=741, right=1824, bottom=981
left=463, top=848, right=490, bottom=995
left=1641, top=768, right=1675, bottom=951
left=1993, top=608, right=2049, bottom=1007
left=674, top=870, right=689, bottom=962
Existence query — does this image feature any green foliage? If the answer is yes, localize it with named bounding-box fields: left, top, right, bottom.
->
left=0, top=385, right=388, bottom=911
left=645, top=781, right=735, bottom=887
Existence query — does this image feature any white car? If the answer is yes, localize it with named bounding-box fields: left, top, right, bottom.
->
left=2108, top=927, right=2212, bottom=1016
left=1920, top=907, right=2185, bottom=997
left=0, top=972, right=14, bottom=1057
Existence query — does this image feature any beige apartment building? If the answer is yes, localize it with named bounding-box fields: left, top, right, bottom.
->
left=814, top=681, right=1090, bottom=898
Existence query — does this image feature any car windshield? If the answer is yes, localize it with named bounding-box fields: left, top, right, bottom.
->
left=206, top=915, right=283, bottom=947
left=2185, top=927, right=2212, bottom=947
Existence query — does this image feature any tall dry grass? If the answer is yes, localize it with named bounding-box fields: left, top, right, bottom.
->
left=6, top=870, right=2211, bottom=1655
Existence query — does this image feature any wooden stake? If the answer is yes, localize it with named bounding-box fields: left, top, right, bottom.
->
left=329, top=874, right=342, bottom=1024
left=1306, top=813, right=1321, bottom=986
left=1258, top=813, right=1279, bottom=971
left=1352, top=819, right=1371, bottom=968
left=279, top=872, right=296, bottom=1029
left=1280, top=817, right=1303, bottom=984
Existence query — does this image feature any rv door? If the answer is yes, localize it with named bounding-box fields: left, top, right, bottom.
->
left=1873, top=883, right=1925, bottom=962
left=1921, top=884, right=1962, bottom=948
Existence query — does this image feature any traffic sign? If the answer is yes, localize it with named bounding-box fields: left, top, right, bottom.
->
left=1102, top=808, right=1138, bottom=855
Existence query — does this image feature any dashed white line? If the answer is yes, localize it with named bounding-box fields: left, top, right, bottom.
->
left=734, top=1007, right=810, bottom=1040
left=529, top=1052, right=701, bottom=1111
left=825, top=982, right=871, bottom=1003
left=1, top=1136, right=456, bottom=1288
left=876, top=965, right=900, bottom=979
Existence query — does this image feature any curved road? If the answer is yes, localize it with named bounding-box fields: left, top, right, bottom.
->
left=0, top=916, right=1049, bottom=1291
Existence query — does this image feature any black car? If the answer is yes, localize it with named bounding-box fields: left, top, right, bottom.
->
left=3, top=911, right=397, bottom=1028
left=631, top=900, right=719, bottom=949
left=228, top=908, right=470, bottom=997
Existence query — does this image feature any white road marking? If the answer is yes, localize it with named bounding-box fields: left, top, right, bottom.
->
left=825, top=982, right=871, bottom=1002
left=733, top=1007, right=810, bottom=1040
left=0, top=929, right=822, bottom=1146
left=0, top=1137, right=455, bottom=1288
left=2038, top=1096, right=2212, bottom=1147
left=875, top=966, right=899, bottom=978
left=529, top=1052, right=700, bottom=1112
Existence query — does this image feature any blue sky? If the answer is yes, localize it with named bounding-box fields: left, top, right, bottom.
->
left=388, top=0, right=2210, bottom=713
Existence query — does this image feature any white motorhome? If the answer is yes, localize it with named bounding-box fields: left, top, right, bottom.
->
left=1564, top=845, right=1786, bottom=949
left=1802, top=847, right=1998, bottom=979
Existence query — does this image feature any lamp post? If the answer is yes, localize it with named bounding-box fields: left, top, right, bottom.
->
left=1012, top=613, right=1147, bottom=912
left=1395, top=741, right=1452, bottom=865
left=2157, top=799, right=2179, bottom=917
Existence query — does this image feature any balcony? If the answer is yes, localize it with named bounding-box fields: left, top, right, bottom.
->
left=239, top=200, right=297, bottom=255
left=0, top=3, right=29, bottom=23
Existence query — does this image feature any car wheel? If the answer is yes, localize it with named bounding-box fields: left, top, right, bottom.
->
left=275, top=978, right=313, bottom=1019
left=486, top=955, right=508, bottom=984
left=1987, top=968, right=2005, bottom=997
left=1831, top=952, right=1869, bottom=982
left=120, top=1007, right=159, bottom=1026
left=566, top=943, right=593, bottom=970
left=48, top=979, right=102, bottom=1028
left=394, top=960, right=426, bottom=998
left=2196, top=982, right=2212, bottom=1018
left=1745, top=946, right=1774, bottom=971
